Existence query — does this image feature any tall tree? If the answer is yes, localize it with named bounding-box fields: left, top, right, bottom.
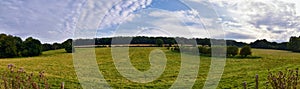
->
left=288, top=36, right=300, bottom=52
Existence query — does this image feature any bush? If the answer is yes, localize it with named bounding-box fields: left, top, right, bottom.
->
left=227, top=46, right=239, bottom=57
left=240, top=46, right=252, bottom=57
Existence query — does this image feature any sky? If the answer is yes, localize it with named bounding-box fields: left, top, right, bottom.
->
left=0, top=0, right=299, bottom=43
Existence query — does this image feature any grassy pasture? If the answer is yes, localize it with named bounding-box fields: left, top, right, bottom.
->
left=0, top=47, right=300, bottom=88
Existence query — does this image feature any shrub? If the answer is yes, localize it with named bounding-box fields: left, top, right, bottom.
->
left=240, top=46, right=252, bottom=57
left=227, top=46, right=239, bottom=57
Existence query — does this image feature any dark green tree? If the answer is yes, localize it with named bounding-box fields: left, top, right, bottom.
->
left=52, top=43, right=62, bottom=50
left=21, top=37, right=42, bottom=57
left=0, top=34, right=18, bottom=58
left=62, top=39, right=74, bottom=53
left=42, top=43, right=53, bottom=51
left=156, top=39, right=164, bottom=47
left=287, top=36, right=300, bottom=52
left=198, top=46, right=211, bottom=55
left=227, top=46, right=239, bottom=57
left=240, top=46, right=252, bottom=57
left=13, top=36, right=23, bottom=56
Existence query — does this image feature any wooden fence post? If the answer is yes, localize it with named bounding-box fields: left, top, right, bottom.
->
left=61, top=82, right=64, bottom=89
left=255, top=74, right=258, bottom=89
left=244, top=81, right=247, bottom=89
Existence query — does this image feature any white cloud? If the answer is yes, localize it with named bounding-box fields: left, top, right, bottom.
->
left=98, top=0, right=152, bottom=29
left=113, top=9, right=220, bottom=39
left=1, top=0, right=299, bottom=43
left=0, top=0, right=87, bottom=43
left=184, top=0, right=300, bottom=42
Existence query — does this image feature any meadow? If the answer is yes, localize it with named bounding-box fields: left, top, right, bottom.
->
left=0, top=47, right=300, bottom=88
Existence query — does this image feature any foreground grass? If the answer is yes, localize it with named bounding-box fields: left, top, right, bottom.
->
left=0, top=48, right=300, bottom=88
left=0, top=50, right=81, bottom=88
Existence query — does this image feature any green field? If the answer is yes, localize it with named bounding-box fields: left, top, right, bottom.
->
left=0, top=47, right=300, bottom=88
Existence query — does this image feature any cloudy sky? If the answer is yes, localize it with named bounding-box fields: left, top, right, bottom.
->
left=0, top=0, right=299, bottom=43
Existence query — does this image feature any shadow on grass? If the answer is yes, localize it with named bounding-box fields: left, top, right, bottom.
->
left=228, top=56, right=262, bottom=59
left=169, top=50, right=262, bottom=59
left=40, top=50, right=69, bottom=57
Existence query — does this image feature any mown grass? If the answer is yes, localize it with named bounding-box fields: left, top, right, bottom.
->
left=0, top=48, right=300, bottom=88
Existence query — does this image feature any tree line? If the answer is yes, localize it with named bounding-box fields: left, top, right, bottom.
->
left=249, top=36, right=300, bottom=52
left=249, top=39, right=288, bottom=50
left=74, top=36, right=300, bottom=52
left=1, top=33, right=299, bottom=58
left=42, top=39, right=74, bottom=53
left=0, top=34, right=42, bottom=58
left=75, top=36, right=247, bottom=47
left=0, top=33, right=73, bottom=58
left=75, top=36, right=300, bottom=52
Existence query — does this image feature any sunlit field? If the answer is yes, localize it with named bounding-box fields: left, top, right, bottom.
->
left=1, top=47, right=300, bottom=88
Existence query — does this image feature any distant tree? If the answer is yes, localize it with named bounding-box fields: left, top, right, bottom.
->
left=198, top=46, right=211, bottom=55
left=21, top=37, right=42, bottom=57
left=287, top=36, right=300, bottom=52
left=227, top=46, right=239, bottom=57
left=250, top=39, right=272, bottom=49
left=250, top=39, right=289, bottom=50
left=156, top=39, right=164, bottom=47
left=240, top=46, right=252, bottom=57
left=62, top=39, right=74, bottom=53
left=52, top=43, right=62, bottom=50
left=277, top=42, right=288, bottom=50
left=196, top=38, right=211, bottom=46
left=42, top=43, right=53, bottom=51
left=226, top=40, right=247, bottom=47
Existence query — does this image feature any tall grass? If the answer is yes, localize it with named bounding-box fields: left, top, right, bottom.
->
left=267, top=68, right=299, bottom=88
left=0, top=64, right=54, bottom=89
left=0, top=48, right=300, bottom=88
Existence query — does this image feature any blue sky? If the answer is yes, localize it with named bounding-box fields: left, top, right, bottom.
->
left=0, top=0, right=299, bottom=43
